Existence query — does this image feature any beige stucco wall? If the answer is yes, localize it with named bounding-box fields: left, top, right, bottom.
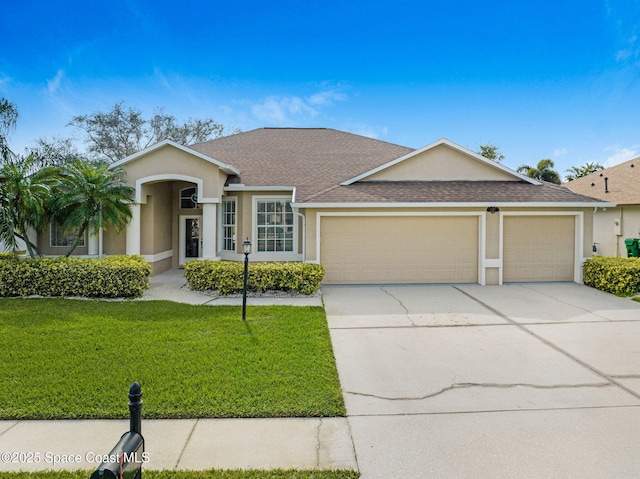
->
left=140, top=182, right=173, bottom=256
left=592, top=205, right=640, bottom=257
left=123, top=145, right=226, bottom=200
left=103, top=227, right=126, bottom=255
left=37, top=225, right=89, bottom=256
left=366, top=144, right=518, bottom=182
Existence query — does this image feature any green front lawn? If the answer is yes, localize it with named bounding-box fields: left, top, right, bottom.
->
left=0, top=471, right=359, bottom=479
left=0, top=299, right=345, bottom=419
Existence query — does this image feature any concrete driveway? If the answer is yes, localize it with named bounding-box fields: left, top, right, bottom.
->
left=323, top=283, right=640, bottom=479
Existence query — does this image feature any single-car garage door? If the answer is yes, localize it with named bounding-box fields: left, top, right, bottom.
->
left=503, top=216, right=575, bottom=282
left=320, top=216, right=478, bottom=284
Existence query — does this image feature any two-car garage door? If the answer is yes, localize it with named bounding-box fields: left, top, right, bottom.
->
left=321, top=216, right=479, bottom=284
left=320, top=214, right=577, bottom=285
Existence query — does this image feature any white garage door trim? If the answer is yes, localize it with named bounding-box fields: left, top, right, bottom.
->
left=316, top=211, right=486, bottom=285
left=499, top=211, right=584, bottom=284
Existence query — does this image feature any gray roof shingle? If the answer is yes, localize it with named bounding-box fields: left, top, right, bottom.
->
left=189, top=128, right=609, bottom=206
left=303, top=181, right=606, bottom=204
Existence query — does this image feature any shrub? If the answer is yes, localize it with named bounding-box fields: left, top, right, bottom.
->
left=583, top=256, right=640, bottom=296
left=184, top=260, right=325, bottom=295
left=0, top=255, right=151, bottom=298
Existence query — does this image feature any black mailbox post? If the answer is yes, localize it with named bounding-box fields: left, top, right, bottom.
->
left=90, top=382, right=145, bottom=479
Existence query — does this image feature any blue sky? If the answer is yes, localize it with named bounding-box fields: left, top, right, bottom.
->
left=2, top=0, right=640, bottom=177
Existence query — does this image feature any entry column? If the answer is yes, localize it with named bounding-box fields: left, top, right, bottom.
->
left=201, top=202, right=218, bottom=260
left=126, top=203, right=141, bottom=256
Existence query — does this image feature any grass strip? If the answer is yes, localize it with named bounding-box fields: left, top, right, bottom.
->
left=0, top=470, right=359, bottom=479
left=0, top=299, right=345, bottom=419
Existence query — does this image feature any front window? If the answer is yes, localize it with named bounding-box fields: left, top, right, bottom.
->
left=256, top=199, right=294, bottom=252
left=180, top=187, right=199, bottom=209
left=50, top=223, right=85, bottom=247
left=222, top=199, right=236, bottom=252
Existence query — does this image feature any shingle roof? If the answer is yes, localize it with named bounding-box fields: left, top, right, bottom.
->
left=565, top=158, right=640, bottom=205
left=190, top=128, right=413, bottom=201
left=189, top=128, right=609, bottom=206
left=302, top=181, right=606, bottom=205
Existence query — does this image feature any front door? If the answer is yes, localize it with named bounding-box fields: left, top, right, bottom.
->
left=179, top=215, right=202, bottom=265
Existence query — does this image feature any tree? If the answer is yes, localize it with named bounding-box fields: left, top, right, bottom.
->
left=478, top=144, right=505, bottom=162
left=0, top=154, right=58, bottom=256
left=565, top=162, right=604, bottom=181
left=52, top=159, right=135, bottom=256
left=516, top=159, right=561, bottom=184
left=0, top=98, right=19, bottom=164
left=69, top=102, right=235, bottom=163
left=27, top=137, right=86, bottom=168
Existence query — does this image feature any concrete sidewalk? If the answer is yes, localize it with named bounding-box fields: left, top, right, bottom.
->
left=0, top=418, right=356, bottom=472
left=140, top=268, right=324, bottom=307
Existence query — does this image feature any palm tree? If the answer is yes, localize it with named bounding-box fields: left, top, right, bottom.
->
left=0, top=154, right=57, bottom=256
left=53, top=159, right=135, bottom=256
left=565, top=162, right=604, bottom=181
left=516, top=159, right=561, bottom=184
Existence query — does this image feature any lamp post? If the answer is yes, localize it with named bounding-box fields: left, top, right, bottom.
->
left=242, top=238, right=251, bottom=321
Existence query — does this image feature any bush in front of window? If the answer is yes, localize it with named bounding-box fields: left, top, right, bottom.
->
left=583, top=256, right=640, bottom=296
left=184, top=260, right=325, bottom=295
left=0, top=255, right=151, bottom=298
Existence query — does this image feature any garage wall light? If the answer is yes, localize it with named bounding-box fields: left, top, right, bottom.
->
left=486, top=207, right=500, bottom=214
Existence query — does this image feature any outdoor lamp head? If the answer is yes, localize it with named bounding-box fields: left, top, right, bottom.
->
left=243, top=238, right=252, bottom=255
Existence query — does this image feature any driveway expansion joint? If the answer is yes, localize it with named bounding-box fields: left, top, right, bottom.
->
left=0, top=420, right=19, bottom=437
left=454, top=286, right=640, bottom=401
left=174, top=418, right=199, bottom=470
left=518, top=283, right=613, bottom=321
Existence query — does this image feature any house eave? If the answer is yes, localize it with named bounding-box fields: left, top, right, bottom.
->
left=224, top=185, right=295, bottom=192
left=291, top=201, right=616, bottom=209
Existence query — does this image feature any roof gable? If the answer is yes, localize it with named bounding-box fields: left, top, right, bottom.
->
left=342, top=139, right=539, bottom=185
left=109, top=139, right=240, bottom=175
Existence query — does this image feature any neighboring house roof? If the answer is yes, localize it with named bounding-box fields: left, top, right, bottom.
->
left=565, top=157, right=640, bottom=205
left=183, top=127, right=608, bottom=207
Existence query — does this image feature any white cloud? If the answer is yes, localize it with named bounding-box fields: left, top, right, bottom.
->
left=553, top=147, right=568, bottom=159
left=46, top=69, right=65, bottom=96
left=0, top=74, right=11, bottom=93
left=154, top=67, right=172, bottom=90
left=251, top=88, right=347, bottom=124
left=307, top=89, right=347, bottom=106
left=348, top=123, right=388, bottom=140
left=604, top=145, right=639, bottom=167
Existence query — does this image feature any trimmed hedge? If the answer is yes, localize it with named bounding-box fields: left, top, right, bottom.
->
left=184, top=260, right=325, bottom=295
left=0, top=255, right=151, bottom=298
left=583, top=256, right=640, bottom=296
